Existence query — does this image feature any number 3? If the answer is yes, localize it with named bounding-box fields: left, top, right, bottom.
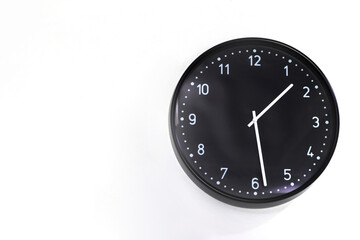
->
left=312, top=116, right=320, bottom=128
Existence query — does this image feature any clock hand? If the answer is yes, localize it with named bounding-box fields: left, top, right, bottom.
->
left=248, top=83, right=294, bottom=127
left=252, top=110, right=267, bottom=187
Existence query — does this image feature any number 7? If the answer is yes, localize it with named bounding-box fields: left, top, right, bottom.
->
left=220, top=167, right=228, bottom=179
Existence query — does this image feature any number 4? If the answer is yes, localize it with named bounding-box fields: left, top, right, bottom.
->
left=307, top=146, right=314, bottom=157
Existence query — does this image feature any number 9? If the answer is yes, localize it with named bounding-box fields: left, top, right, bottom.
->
left=189, top=113, right=196, bottom=125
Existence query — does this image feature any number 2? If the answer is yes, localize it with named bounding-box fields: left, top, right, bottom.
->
left=303, top=86, right=310, bottom=98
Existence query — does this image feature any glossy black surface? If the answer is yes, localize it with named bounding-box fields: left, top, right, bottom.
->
left=170, top=38, right=339, bottom=208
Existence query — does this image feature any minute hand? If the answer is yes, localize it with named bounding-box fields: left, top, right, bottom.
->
left=247, top=83, right=294, bottom=127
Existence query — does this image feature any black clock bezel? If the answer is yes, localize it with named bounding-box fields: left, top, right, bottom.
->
left=169, top=38, right=340, bottom=208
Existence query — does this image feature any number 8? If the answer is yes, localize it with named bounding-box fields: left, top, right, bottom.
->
left=198, top=143, right=205, bottom=155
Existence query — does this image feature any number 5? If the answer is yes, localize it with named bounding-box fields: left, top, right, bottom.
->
left=284, top=169, right=291, bottom=181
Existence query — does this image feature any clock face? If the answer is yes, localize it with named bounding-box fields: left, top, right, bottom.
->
left=169, top=38, right=339, bottom=208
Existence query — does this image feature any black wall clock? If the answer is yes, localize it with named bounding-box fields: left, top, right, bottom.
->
left=169, top=38, right=339, bottom=208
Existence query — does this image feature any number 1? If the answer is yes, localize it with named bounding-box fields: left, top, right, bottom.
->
left=284, top=65, right=289, bottom=76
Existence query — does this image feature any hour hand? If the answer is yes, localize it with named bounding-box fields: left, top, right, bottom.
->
left=248, top=83, right=294, bottom=127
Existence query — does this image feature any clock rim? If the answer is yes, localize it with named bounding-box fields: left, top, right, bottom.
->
left=169, top=37, right=340, bottom=208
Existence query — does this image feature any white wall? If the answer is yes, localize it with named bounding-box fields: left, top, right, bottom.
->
left=0, top=1, right=358, bottom=239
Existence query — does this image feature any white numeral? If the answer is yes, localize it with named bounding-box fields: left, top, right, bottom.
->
left=219, top=63, right=229, bottom=75
left=284, top=65, right=289, bottom=76
left=284, top=169, right=291, bottom=181
left=252, top=177, right=259, bottom=189
left=220, top=167, right=228, bottom=179
left=189, top=113, right=196, bottom=125
left=249, top=55, right=261, bottom=66
left=197, top=143, right=205, bottom=155
left=303, top=86, right=310, bottom=98
left=312, top=116, right=320, bottom=128
left=307, top=146, right=314, bottom=157
left=197, top=84, right=209, bottom=95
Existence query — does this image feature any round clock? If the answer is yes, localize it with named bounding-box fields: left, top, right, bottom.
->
left=169, top=38, right=339, bottom=208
